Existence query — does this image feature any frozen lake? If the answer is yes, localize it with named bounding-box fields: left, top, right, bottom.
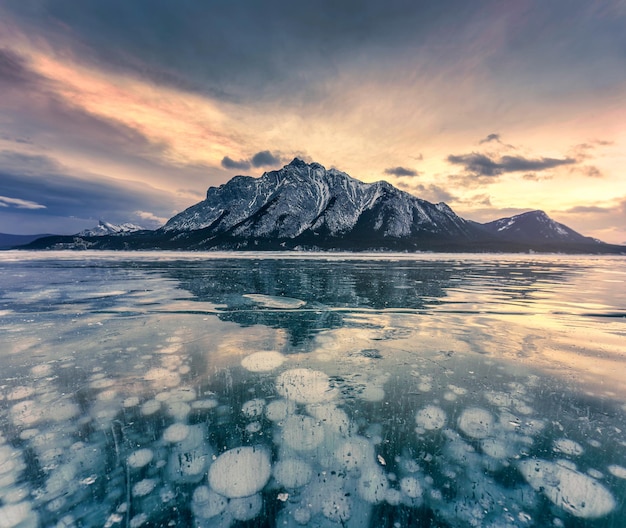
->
left=0, top=251, right=625, bottom=527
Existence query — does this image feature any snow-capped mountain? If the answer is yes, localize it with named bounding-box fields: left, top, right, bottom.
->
left=77, top=221, right=145, bottom=237
left=480, top=210, right=599, bottom=245
left=20, top=159, right=623, bottom=253
left=161, top=158, right=479, bottom=248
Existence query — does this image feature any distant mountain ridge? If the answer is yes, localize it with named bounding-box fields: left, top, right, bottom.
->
left=16, top=159, right=626, bottom=253
left=479, top=210, right=601, bottom=245
left=78, top=221, right=145, bottom=237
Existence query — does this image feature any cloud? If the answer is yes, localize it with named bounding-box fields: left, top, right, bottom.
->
left=0, top=150, right=176, bottom=231
left=251, top=150, right=281, bottom=167
left=221, top=150, right=283, bottom=170
left=447, top=152, right=576, bottom=178
left=221, top=156, right=251, bottom=170
left=133, top=210, right=168, bottom=227
left=0, top=48, right=44, bottom=88
left=564, top=205, right=611, bottom=214
left=479, top=133, right=501, bottom=145
left=384, top=166, right=418, bottom=177
left=0, top=195, right=46, bottom=209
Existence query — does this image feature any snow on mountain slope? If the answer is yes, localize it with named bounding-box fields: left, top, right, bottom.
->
left=481, top=210, right=598, bottom=244
left=78, top=221, right=144, bottom=236
left=162, top=158, right=477, bottom=241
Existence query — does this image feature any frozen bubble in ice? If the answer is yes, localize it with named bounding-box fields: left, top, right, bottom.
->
left=49, top=401, right=80, bottom=422
left=132, top=478, right=157, bottom=497
left=140, top=399, right=161, bottom=416
left=208, top=446, right=271, bottom=499
left=127, top=449, right=154, bottom=469
left=97, top=389, right=118, bottom=402
left=229, top=493, right=263, bottom=521
left=359, top=385, right=385, bottom=402
left=241, top=351, right=285, bottom=372
left=7, top=386, right=35, bottom=401
left=293, top=507, right=311, bottom=524
left=282, top=415, right=325, bottom=451
left=415, top=405, right=446, bottom=431
left=334, top=437, right=374, bottom=470
left=273, top=459, right=313, bottom=488
left=276, top=368, right=336, bottom=404
left=0, top=502, right=36, bottom=528
left=265, top=399, right=296, bottom=422
left=144, top=368, right=181, bottom=388
left=30, top=364, right=53, bottom=378
left=164, top=401, right=191, bottom=421
left=322, top=490, right=352, bottom=523
left=608, top=465, right=626, bottom=479
left=306, top=403, right=352, bottom=436
left=242, top=399, right=265, bottom=419
left=89, top=377, right=114, bottom=389
left=246, top=422, right=262, bottom=434
left=243, top=294, right=306, bottom=309
left=385, top=488, right=402, bottom=506
left=192, top=486, right=227, bottom=519
left=129, top=513, right=148, bottom=528
left=358, top=468, right=389, bottom=503
left=553, top=438, right=584, bottom=456
left=400, top=477, right=422, bottom=499
left=481, top=438, right=511, bottom=459
left=10, top=400, right=44, bottom=426
left=519, top=459, right=615, bottom=519
left=457, top=407, right=495, bottom=439
left=588, top=468, right=604, bottom=479
left=191, top=399, right=218, bottom=410
left=157, top=387, right=196, bottom=402
left=163, top=423, right=190, bottom=443
left=484, top=391, right=514, bottom=408
left=123, top=397, right=140, bottom=408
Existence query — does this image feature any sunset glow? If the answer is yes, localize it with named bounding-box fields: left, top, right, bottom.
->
left=1, top=1, right=624, bottom=243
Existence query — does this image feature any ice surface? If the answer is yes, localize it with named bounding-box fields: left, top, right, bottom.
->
left=1, top=253, right=626, bottom=526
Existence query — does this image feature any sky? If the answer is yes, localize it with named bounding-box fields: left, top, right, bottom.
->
left=0, top=0, right=625, bottom=243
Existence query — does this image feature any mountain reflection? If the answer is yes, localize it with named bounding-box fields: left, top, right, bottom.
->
left=159, top=257, right=575, bottom=346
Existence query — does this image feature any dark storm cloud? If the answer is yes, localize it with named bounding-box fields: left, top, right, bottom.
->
left=384, top=166, right=418, bottom=177
left=479, top=133, right=500, bottom=145
left=1, top=0, right=483, bottom=102
left=221, top=156, right=250, bottom=171
left=0, top=150, right=174, bottom=224
left=251, top=150, right=281, bottom=168
left=447, top=152, right=576, bottom=178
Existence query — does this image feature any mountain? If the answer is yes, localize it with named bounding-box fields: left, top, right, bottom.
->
left=19, top=159, right=625, bottom=253
left=77, top=221, right=145, bottom=237
left=159, top=158, right=481, bottom=250
left=479, top=210, right=601, bottom=245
